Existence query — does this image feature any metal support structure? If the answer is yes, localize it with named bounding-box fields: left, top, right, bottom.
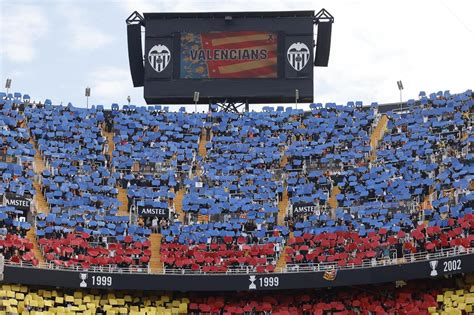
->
left=193, top=91, right=200, bottom=113
left=313, top=8, right=334, bottom=24
left=295, top=89, right=299, bottom=110
left=0, top=254, right=4, bottom=281
left=126, top=11, right=145, bottom=26
left=5, top=78, right=12, bottom=95
left=397, top=80, right=404, bottom=110
left=213, top=101, right=248, bottom=113
left=85, top=87, right=91, bottom=109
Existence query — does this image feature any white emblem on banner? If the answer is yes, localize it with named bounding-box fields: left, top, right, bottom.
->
left=148, top=44, right=171, bottom=73
left=287, top=42, right=310, bottom=71
left=79, top=273, right=88, bottom=287
left=249, top=275, right=257, bottom=290
left=429, top=260, right=438, bottom=277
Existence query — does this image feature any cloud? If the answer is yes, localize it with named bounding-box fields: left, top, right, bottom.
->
left=3, top=0, right=472, bottom=108
left=56, top=3, right=113, bottom=51
left=72, top=25, right=113, bottom=50
left=87, top=66, right=138, bottom=105
left=70, top=24, right=114, bottom=50
left=0, top=4, right=49, bottom=62
left=120, top=0, right=281, bottom=15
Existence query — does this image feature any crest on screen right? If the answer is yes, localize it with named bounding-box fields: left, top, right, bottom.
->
left=287, top=42, right=310, bottom=71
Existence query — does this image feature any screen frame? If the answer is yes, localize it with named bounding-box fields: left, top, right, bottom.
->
left=143, top=11, right=315, bottom=104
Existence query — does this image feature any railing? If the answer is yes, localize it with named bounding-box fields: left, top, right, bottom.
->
left=4, top=246, right=473, bottom=276
left=284, top=246, right=473, bottom=273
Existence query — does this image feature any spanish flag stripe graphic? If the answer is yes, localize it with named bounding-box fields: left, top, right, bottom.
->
left=218, top=57, right=277, bottom=74
left=212, top=34, right=271, bottom=46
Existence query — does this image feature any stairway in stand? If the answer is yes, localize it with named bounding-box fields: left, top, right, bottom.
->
left=278, top=151, right=288, bottom=224
left=369, top=114, right=389, bottom=162
left=149, top=233, right=163, bottom=274
left=102, top=128, right=115, bottom=163
left=328, top=186, right=341, bottom=219
left=174, top=188, right=186, bottom=222
left=101, top=126, right=129, bottom=217
left=197, top=214, right=209, bottom=223
left=198, top=128, right=207, bottom=158
left=277, top=189, right=288, bottom=226
left=26, top=228, right=45, bottom=265
left=117, top=187, right=129, bottom=217
left=280, top=154, right=288, bottom=168
left=275, top=231, right=293, bottom=272
left=31, top=139, right=49, bottom=215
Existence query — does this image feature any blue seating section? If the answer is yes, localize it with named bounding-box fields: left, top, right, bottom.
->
left=112, top=107, right=205, bottom=209
left=25, top=105, right=150, bottom=255
left=0, top=98, right=35, bottom=197
left=286, top=90, right=473, bottom=265
left=2, top=89, right=472, bottom=272
left=184, top=110, right=290, bottom=217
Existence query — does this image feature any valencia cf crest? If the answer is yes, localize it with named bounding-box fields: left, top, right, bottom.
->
left=287, top=42, right=310, bottom=71
left=323, top=268, right=338, bottom=281
left=148, top=44, right=171, bottom=73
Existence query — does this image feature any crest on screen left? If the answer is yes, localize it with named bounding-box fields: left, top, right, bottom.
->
left=148, top=45, right=171, bottom=73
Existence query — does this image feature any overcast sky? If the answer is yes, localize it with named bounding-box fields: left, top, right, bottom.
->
left=1, top=0, right=473, bottom=111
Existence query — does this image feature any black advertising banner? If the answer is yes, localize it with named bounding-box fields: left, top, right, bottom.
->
left=4, top=253, right=474, bottom=292
left=137, top=206, right=169, bottom=218
left=293, top=203, right=319, bottom=216
left=4, top=193, right=31, bottom=211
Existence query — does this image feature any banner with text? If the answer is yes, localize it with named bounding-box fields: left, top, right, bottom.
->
left=293, top=203, right=319, bottom=216
left=180, top=31, right=278, bottom=79
left=4, top=193, right=31, bottom=212
left=137, top=206, right=170, bottom=218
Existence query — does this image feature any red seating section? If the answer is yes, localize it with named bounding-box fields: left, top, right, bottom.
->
left=0, top=234, right=38, bottom=266
left=287, top=215, right=474, bottom=266
left=38, top=233, right=150, bottom=269
left=187, top=282, right=442, bottom=314
left=161, top=241, right=277, bottom=273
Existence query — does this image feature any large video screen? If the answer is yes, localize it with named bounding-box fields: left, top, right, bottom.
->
left=180, top=31, right=278, bottom=79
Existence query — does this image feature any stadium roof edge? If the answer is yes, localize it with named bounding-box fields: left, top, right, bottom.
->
left=143, top=10, right=315, bottom=19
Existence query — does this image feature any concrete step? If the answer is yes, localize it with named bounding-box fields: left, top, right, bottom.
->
left=33, top=151, right=46, bottom=174
left=33, top=182, right=50, bottom=215
left=280, top=154, right=288, bottom=168
left=275, top=244, right=287, bottom=272
left=197, top=214, right=209, bottom=223
left=328, top=186, right=341, bottom=219
left=117, top=187, right=129, bottom=216
left=369, top=114, right=389, bottom=162
left=276, top=232, right=294, bottom=271
left=102, top=128, right=115, bottom=163
left=277, top=189, right=288, bottom=226
left=31, top=134, right=50, bottom=214
left=26, top=228, right=45, bottom=265
left=149, top=233, right=163, bottom=274
left=173, top=188, right=186, bottom=222
left=198, top=128, right=207, bottom=158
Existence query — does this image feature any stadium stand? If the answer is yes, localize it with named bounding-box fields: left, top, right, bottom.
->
left=0, top=94, right=37, bottom=266
left=0, top=88, right=472, bottom=315
left=0, top=89, right=472, bottom=276
left=24, top=104, right=151, bottom=270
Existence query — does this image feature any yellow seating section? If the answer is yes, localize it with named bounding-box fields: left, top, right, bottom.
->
left=0, top=285, right=188, bottom=315
left=429, top=285, right=474, bottom=315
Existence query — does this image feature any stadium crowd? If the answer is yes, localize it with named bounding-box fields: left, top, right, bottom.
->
left=0, top=89, right=472, bottom=274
